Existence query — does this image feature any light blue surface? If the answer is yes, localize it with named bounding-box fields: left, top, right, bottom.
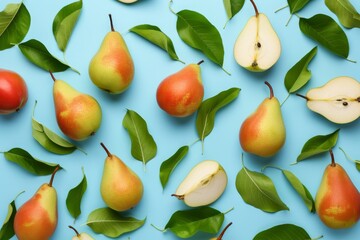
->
left=1, top=0, right=360, bottom=239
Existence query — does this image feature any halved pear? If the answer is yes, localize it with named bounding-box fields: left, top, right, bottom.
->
left=118, top=0, right=137, bottom=3
left=298, top=76, right=360, bottom=124
left=233, top=0, right=281, bottom=72
left=172, top=160, right=227, bottom=207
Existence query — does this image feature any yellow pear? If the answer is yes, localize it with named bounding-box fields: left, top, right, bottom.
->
left=209, top=222, right=233, bottom=240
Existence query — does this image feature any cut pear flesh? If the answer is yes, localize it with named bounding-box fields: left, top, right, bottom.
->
left=234, top=13, right=281, bottom=72
left=306, top=76, right=360, bottom=124
left=174, top=160, right=227, bottom=207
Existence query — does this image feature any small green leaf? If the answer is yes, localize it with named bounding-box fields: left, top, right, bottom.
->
left=163, top=206, right=225, bottom=238
left=159, top=146, right=189, bottom=189
left=297, top=129, right=340, bottom=162
left=287, top=0, right=311, bottom=14
left=253, top=224, right=312, bottom=240
left=339, top=147, right=360, bottom=172
left=235, top=163, right=289, bottom=213
left=284, top=46, right=317, bottom=93
left=86, top=207, right=145, bottom=238
left=122, top=109, right=157, bottom=165
left=325, top=0, right=360, bottom=28
left=196, top=88, right=240, bottom=152
left=0, top=2, right=30, bottom=50
left=18, top=39, right=73, bottom=72
left=53, top=0, right=83, bottom=52
left=299, top=14, right=349, bottom=59
left=129, top=24, right=183, bottom=63
left=223, top=0, right=245, bottom=22
left=66, top=167, right=87, bottom=220
left=3, top=148, right=62, bottom=175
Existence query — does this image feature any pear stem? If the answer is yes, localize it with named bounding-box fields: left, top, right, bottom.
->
left=171, top=194, right=184, bottom=200
left=264, top=81, right=274, bottom=99
left=108, top=14, right=115, bottom=32
left=197, top=60, right=204, bottom=65
left=49, top=165, right=60, bottom=187
left=68, top=225, right=80, bottom=237
left=217, top=222, right=232, bottom=240
left=329, top=149, right=336, bottom=167
left=49, top=71, right=56, bottom=82
left=295, top=93, right=309, bottom=101
left=100, top=142, right=112, bottom=157
left=250, top=0, right=259, bottom=17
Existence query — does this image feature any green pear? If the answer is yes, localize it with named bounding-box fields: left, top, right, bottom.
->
left=233, top=0, right=281, bottom=72
left=209, top=222, right=233, bottom=240
left=315, top=150, right=360, bottom=229
left=100, top=142, right=143, bottom=211
left=89, top=14, right=134, bottom=94
left=297, top=76, right=360, bottom=124
left=14, top=166, right=60, bottom=240
left=51, top=72, right=102, bottom=141
left=239, top=81, right=286, bottom=157
left=69, top=226, right=94, bottom=240
left=172, top=160, right=227, bottom=207
left=156, top=60, right=204, bottom=117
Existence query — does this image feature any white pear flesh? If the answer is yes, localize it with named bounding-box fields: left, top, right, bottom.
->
left=306, top=76, right=360, bottom=124
left=233, top=13, right=281, bottom=72
left=72, top=233, right=95, bottom=240
left=174, top=160, right=227, bottom=207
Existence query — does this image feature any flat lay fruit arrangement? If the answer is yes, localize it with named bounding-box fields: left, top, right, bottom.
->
left=1, top=0, right=360, bottom=239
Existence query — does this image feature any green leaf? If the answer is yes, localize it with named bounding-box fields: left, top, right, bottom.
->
left=129, top=24, right=183, bottom=63
left=253, top=224, right=312, bottom=240
left=18, top=39, right=72, bottom=72
left=176, top=10, right=226, bottom=69
left=223, top=0, right=245, bottom=21
left=339, top=147, right=360, bottom=172
left=297, top=129, right=340, bottom=162
left=299, top=14, right=349, bottom=59
left=53, top=0, right=83, bottom=52
left=0, top=2, right=30, bottom=50
left=86, top=207, right=145, bottom=238
left=159, top=146, right=189, bottom=189
left=287, top=0, right=311, bottom=14
left=325, top=0, right=360, bottom=28
left=66, top=167, right=87, bottom=220
left=3, top=148, right=62, bottom=175
left=196, top=88, right=240, bottom=152
left=163, top=206, right=224, bottom=238
left=284, top=46, right=317, bottom=93
left=122, top=109, right=157, bottom=165
left=235, top=164, right=289, bottom=213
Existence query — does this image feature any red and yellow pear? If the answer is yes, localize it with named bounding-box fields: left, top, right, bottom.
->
left=315, top=150, right=360, bottom=229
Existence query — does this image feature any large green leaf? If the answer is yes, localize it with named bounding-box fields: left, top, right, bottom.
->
left=253, top=224, right=312, bottom=240
left=66, top=167, right=87, bottom=220
left=287, top=0, right=311, bottom=13
left=223, top=0, right=245, bottom=23
left=325, top=0, right=360, bottom=28
left=0, top=3, right=30, bottom=50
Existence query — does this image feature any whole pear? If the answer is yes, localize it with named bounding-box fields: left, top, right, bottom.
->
left=156, top=60, right=204, bottom=117
left=239, top=81, right=285, bottom=157
left=100, top=142, right=143, bottom=211
left=51, top=72, right=102, bottom=141
left=89, top=14, right=134, bottom=94
left=14, top=166, right=60, bottom=240
left=69, top=226, right=94, bottom=240
left=315, top=150, right=360, bottom=229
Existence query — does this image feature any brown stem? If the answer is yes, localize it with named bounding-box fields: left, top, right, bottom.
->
left=296, top=93, right=309, bottom=101
left=49, top=71, right=56, bottom=82
left=329, top=149, right=336, bottom=167
left=108, top=14, right=115, bottom=32
left=197, top=60, right=204, bottom=65
left=264, top=81, right=274, bottom=99
left=49, top=165, right=60, bottom=187
left=100, top=142, right=112, bottom=157
left=250, top=0, right=259, bottom=17
left=171, top=194, right=184, bottom=200
left=68, top=225, right=80, bottom=237
left=217, top=222, right=233, bottom=240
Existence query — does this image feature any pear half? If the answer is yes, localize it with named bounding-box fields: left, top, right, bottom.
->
left=233, top=0, right=281, bottom=72
left=172, top=160, right=227, bottom=207
left=299, top=76, right=360, bottom=124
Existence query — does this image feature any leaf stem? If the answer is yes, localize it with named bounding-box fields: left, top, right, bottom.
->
left=221, top=67, right=231, bottom=76
left=280, top=94, right=290, bottom=107
left=311, top=235, right=324, bottom=240
left=223, top=207, right=234, bottom=215
left=339, top=147, right=356, bottom=163
left=346, top=58, right=357, bottom=63
left=32, top=100, right=38, bottom=117
left=151, top=223, right=166, bottom=232
left=168, top=0, right=177, bottom=16
left=189, top=138, right=200, bottom=147
left=275, top=4, right=288, bottom=13
left=261, top=164, right=283, bottom=172
left=286, top=14, right=293, bottom=26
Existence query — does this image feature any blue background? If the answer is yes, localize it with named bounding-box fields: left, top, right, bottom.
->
left=1, top=0, right=360, bottom=239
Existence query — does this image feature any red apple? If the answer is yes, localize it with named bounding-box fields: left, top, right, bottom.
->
left=0, top=69, right=28, bottom=114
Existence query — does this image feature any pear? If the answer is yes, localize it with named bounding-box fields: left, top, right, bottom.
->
left=100, top=142, right=143, bottom=211
left=315, top=150, right=360, bottom=229
left=210, top=222, right=233, bottom=240
left=233, top=0, right=281, bottom=72
left=239, top=81, right=286, bottom=157
left=69, top=226, right=94, bottom=240
left=14, top=166, right=60, bottom=240
left=51, top=72, right=102, bottom=141
left=118, top=0, right=137, bottom=3
left=297, top=76, right=360, bottom=124
left=156, top=60, right=204, bottom=117
left=89, top=14, right=134, bottom=94
left=172, top=160, right=227, bottom=207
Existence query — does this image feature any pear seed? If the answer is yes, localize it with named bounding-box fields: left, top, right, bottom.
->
left=343, top=102, right=348, bottom=106
left=257, top=42, right=261, bottom=48
left=252, top=62, right=258, bottom=67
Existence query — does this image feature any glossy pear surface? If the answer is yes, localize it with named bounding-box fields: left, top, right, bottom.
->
left=304, top=76, right=360, bottom=124
left=156, top=62, right=204, bottom=117
left=173, top=160, right=227, bottom=207
left=53, top=79, right=102, bottom=141
left=100, top=143, right=143, bottom=211
left=239, top=82, right=285, bottom=157
left=89, top=15, right=134, bottom=94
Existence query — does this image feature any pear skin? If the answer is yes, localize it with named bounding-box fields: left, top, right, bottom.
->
left=51, top=73, right=102, bottom=141
left=69, top=226, right=95, bottom=240
left=156, top=60, right=204, bottom=117
left=100, top=143, right=143, bottom=211
left=14, top=166, right=60, bottom=240
left=315, top=150, right=360, bottom=229
left=89, top=14, right=134, bottom=94
left=239, top=81, right=285, bottom=157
